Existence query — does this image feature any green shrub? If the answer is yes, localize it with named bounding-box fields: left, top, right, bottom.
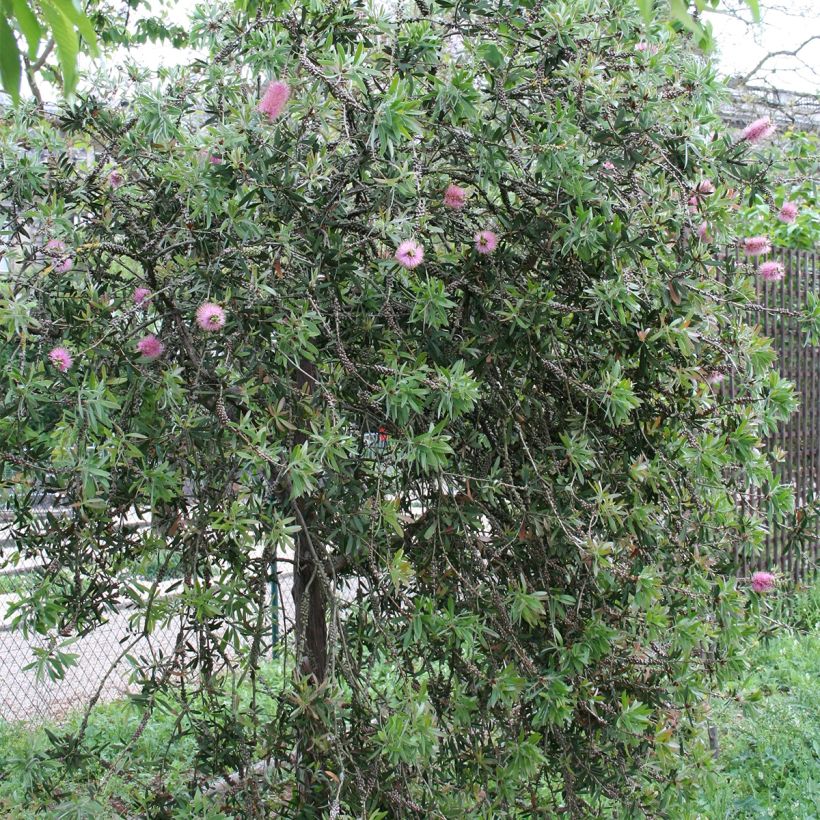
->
left=0, top=0, right=816, bottom=815
left=775, top=581, right=820, bottom=633
left=740, top=130, right=820, bottom=251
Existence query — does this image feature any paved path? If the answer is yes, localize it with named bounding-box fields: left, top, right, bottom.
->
left=0, top=609, right=183, bottom=723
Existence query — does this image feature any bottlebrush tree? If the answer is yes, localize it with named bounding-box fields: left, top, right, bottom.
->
left=0, top=0, right=813, bottom=816
left=739, top=128, right=819, bottom=252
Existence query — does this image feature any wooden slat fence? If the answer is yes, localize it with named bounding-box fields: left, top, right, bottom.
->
left=730, top=246, right=819, bottom=584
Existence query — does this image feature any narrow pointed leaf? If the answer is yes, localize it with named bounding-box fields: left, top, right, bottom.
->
left=51, top=0, right=98, bottom=55
left=38, top=0, right=78, bottom=93
left=0, top=14, right=22, bottom=102
left=12, top=0, right=41, bottom=58
left=637, top=0, right=653, bottom=22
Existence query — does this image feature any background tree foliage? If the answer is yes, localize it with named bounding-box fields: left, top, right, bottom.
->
left=0, top=0, right=763, bottom=103
left=0, top=0, right=99, bottom=102
left=0, top=0, right=187, bottom=103
left=739, top=128, right=819, bottom=251
left=0, top=0, right=813, bottom=815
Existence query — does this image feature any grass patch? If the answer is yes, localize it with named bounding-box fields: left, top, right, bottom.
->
left=0, top=569, right=38, bottom=596
left=0, top=699, right=200, bottom=818
left=680, top=605, right=820, bottom=818
left=0, top=660, right=288, bottom=818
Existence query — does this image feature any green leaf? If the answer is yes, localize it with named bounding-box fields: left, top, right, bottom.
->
left=38, top=0, right=78, bottom=93
left=510, top=585, right=547, bottom=627
left=478, top=42, right=504, bottom=68
left=637, top=0, right=653, bottom=22
left=0, top=14, right=22, bottom=102
left=744, top=0, right=760, bottom=23
left=12, top=0, right=41, bottom=58
left=51, top=0, right=98, bottom=55
left=669, top=0, right=701, bottom=35
left=388, top=548, right=413, bottom=592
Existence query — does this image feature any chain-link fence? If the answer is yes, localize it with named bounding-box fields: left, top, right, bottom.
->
left=0, top=502, right=296, bottom=723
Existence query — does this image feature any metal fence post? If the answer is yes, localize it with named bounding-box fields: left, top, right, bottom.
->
left=271, top=556, right=280, bottom=658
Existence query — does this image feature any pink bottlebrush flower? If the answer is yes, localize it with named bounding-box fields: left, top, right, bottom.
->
left=133, top=287, right=151, bottom=306
left=474, top=230, right=498, bottom=255
left=635, top=41, right=658, bottom=54
left=45, top=239, right=73, bottom=273
left=197, top=149, right=222, bottom=165
left=705, top=370, right=724, bottom=385
left=759, top=261, right=785, bottom=282
left=48, top=346, right=73, bottom=373
left=740, top=116, right=775, bottom=145
left=697, top=223, right=711, bottom=243
left=108, top=170, right=125, bottom=188
left=395, top=240, right=424, bottom=269
left=751, top=571, right=776, bottom=593
left=196, top=302, right=227, bottom=332
left=602, top=161, right=616, bottom=172
left=443, top=183, right=467, bottom=210
left=777, top=201, right=798, bottom=223
left=136, top=334, right=165, bottom=360
left=688, top=180, right=714, bottom=213
left=743, top=235, right=772, bottom=257
left=258, top=80, right=291, bottom=120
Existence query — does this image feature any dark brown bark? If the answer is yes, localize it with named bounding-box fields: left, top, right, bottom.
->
left=290, top=359, right=328, bottom=683
left=292, top=528, right=328, bottom=683
left=288, top=359, right=331, bottom=812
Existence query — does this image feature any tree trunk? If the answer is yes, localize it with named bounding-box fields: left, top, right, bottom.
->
left=290, top=359, right=328, bottom=683
left=288, top=360, right=330, bottom=812
left=292, top=528, right=327, bottom=683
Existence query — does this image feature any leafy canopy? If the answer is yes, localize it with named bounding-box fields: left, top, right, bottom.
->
left=0, top=0, right=811, bottom=816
